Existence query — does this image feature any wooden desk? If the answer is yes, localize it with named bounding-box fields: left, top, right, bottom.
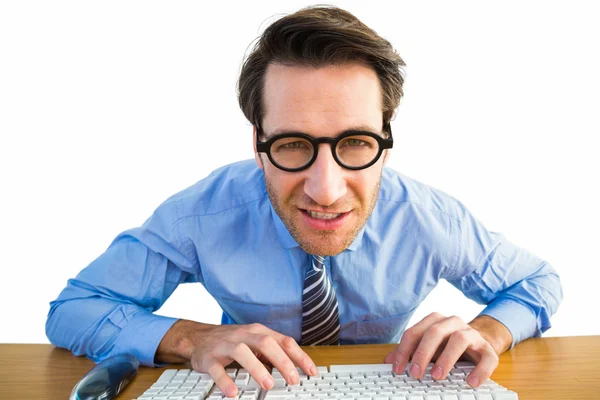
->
left=0, top=336, right=598, bottom=399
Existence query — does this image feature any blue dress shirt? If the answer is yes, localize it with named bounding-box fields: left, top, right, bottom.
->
left=46, top=160, right=562, bottom=367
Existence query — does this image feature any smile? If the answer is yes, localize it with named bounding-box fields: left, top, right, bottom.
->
left=306, top=210, right=342, bottom=219
left=300, top=209, right=351, bottom=230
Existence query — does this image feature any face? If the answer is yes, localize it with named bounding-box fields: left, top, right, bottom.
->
left=255, top=63, right=389, bottom=256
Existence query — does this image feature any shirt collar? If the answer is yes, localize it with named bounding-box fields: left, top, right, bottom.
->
left=269, top=201, right=365, bottom=252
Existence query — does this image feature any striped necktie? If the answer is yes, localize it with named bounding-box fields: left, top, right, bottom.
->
left=301, top=255, right=340, bottom=346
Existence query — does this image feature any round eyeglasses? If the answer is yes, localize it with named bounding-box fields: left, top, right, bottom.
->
left=255, top=125, right=393, bottom=172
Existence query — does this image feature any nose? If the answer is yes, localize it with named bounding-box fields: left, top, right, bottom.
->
left=303, top=144, right=347, bottom=207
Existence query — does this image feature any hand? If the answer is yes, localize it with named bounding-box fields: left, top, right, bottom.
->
left=183, top=322, right=317, bottom=397
left=384, top=312, right=499, bottom=388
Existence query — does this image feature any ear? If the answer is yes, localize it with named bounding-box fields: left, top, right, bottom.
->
left=253, top=126, right=264, bottom=170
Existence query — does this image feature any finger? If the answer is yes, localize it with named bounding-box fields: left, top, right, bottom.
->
left=383, top=351, right=395, bottom=364
left=249, top=324, right=318, bottom=377
left=206, top=359, right=238, bottom=398
left=278, top=335, right=318, bottom=377
left=247, top=332, right=303, bottom=385
left=431, top=328, right=478, bottom=380
left=229, top=341, right=275, bottom=390
left=390, top=312, right=447, bottom=375
left=466, top=344, right=498, bottom=388
left=410, top=316, right=467, bottom=379
left=386, top=344, right=411, bottom=375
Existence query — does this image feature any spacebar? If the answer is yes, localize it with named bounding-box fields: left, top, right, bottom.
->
left=329, top=364, right=393, bottom=373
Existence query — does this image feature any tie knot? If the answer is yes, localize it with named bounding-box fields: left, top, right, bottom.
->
left=311, top=255, right=325, bottom=271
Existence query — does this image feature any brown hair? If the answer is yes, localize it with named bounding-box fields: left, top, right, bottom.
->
left=237, top=5, right=406, bottom=133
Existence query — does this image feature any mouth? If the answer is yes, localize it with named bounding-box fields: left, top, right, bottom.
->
left=300, top=208, right=351, bottom=230
left=305, top=210, right=344, bottom=219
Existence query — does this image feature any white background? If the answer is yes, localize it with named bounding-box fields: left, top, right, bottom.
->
left=1, top=1, right=599, bottom=344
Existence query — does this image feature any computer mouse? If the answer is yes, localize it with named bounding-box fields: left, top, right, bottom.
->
left=69, top=354, right=140, bottom=400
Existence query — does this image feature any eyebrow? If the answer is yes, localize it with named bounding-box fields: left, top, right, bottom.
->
left=266, top=124, right=381, bottom=139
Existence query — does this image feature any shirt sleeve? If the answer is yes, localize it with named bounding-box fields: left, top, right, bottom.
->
left=444, top=202, right=563, bottom=348
left=45, top=198, right=201, bottom=366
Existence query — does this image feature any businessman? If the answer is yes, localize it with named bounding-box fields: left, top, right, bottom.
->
left=46, top=5, right=562, bottom=397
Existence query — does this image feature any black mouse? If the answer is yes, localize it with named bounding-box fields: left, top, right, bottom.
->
left=69, top=354, right=140, bottom=400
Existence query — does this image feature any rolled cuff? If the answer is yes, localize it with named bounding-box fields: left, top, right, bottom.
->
left=112, top=311, right=179, bottom=367
left=479, top=298, right=539, bottom=349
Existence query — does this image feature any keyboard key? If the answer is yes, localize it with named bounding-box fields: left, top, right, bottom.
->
left=273, top=378, right=287, bottom=388
left=236, top=373, right=250, bottom=386
left=491, top=392, right=518, bottom=400
left=246, top=377, right=260, bottom=389
left=331, top=365, right=394, bottom=373
left=226, top=368, right=238, bottom=379
left=158, top=370, right=178, bottom=383
left=454, top=363, right=475, bottom=370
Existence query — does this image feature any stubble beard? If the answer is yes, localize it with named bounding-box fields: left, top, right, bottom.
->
left=264, top=174, right=382, bottom=256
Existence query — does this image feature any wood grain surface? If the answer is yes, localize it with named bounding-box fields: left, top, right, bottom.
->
left=0, top=336, right=598, bottom=399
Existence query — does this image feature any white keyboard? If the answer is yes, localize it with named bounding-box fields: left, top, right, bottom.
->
left=135, top=362, right=518, bottom=400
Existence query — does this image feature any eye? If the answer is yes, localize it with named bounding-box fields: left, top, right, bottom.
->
left=272, top=137, right=313, bottom=152
left=281, top=141, right=308, bottom=149
left=339, top=137, right=373, bottom=148
left=345, top=139, right=367, bottom=146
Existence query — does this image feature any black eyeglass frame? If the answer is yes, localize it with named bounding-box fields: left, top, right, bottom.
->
left=255, top=124, right=393, bottom=172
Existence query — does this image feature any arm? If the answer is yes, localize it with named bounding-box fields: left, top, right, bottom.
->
left=46, top=200, right=317, bottom=395
left=45, top=200, right=197, bottom=366
left=447, top=205, right=563, bottom=349
left=385, top=198, right=562, bottom=386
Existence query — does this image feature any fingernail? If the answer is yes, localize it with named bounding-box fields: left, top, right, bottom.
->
left=310, top=364, right=318, bottom=376
left=431, top=365, right=443, bottom=380
left=225, top=385, right=237, bottom=398
left=393, top=360, right=403, bottom=374
left=262, top=375, right=274, bottom=389
left=289, top=369, right=299, bottom=384
left=468, top=374, right=480, bottom=387
left=409, top=363, right=420, bottom=378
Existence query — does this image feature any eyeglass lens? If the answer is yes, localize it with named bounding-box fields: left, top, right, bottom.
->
left=269, top=135, right=380, bottom=169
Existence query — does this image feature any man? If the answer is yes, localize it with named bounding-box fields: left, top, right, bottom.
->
left=46, top=5, right=562, bottom=398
